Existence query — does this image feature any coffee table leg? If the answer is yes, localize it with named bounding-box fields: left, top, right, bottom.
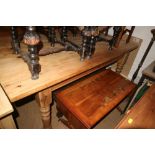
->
left=35, top=88, right=52, bottom=129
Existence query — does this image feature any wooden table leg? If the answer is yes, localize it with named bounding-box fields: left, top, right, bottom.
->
left=23, top=26, right=41, bottom=80
left=35, top=88, right=52, bottom=129
left=11, top=26, right=20, bottom=54
left=116, top=52, right=130, bottom=73
left=114, top=26, right=125, bottom=48
left=0, top=115, right=16, bottom=129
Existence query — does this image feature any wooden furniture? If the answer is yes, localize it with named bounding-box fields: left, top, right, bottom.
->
left=132, top=29, right=155, bottom=82
left=138, top=60, right=155, bottom=87
left=115, top=26, right=135, bottom=73
left=54, top=69, right=136, bottom=128
left=116, top=84, right=155, bottom=129
left=114, top=26, right=135, bottom=47
left=11, top=26, right=135, bottom=79
left=121, top=60, right=155, bottom=114
left=0, top=85, right=16, bottom=129
left=0, top=28, right=138, bottom=128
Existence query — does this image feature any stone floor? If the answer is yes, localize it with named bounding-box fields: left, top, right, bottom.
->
left=13, top=95, right=128, bottom=129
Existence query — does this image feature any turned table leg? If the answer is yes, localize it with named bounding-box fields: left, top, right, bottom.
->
left=48, top=26, right=56, bottom=47
left=109, top=26, right=125, bottom=49
left=61, top=26, right=67, bottom=42
left=23, top=26, right=41, bottom=80
left=81, top=35, right=88, bottom=61
left=87, top=35, right=95, bottom=59
left=35, top=88, right=52, bottom=129
left=116, top=52, right=130, bottom=73
left=113, top=26, right=125, bottom=48
left=11, top=26, right=20, bottom=54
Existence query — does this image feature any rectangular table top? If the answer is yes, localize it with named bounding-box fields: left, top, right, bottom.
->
left=54, top=69, right=136, bottom=128
left=0, top=31, right=138, bottom=102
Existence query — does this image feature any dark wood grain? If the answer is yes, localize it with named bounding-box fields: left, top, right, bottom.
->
left=54, top=69, right=136, bottom=128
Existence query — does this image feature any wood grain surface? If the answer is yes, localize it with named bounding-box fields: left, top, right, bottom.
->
left=116, top=84, right=155, bottom=129
left=54, top=69, right=136, bottom=128
left=0, top=28, right=138, bottom=102
left=0, top=85, right=13, bottom=118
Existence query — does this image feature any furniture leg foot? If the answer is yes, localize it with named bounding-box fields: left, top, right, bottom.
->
left=56, top=106, right=63, bottom=118
left=59, top=118, right=74, bottom=129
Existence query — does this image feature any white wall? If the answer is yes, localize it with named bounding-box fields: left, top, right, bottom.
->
left=128, top=26, right=155, bottom=82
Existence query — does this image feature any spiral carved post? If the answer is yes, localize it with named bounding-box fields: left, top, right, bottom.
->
left=80, top=27, right=90, bottom=61
left=88, top=35, right=95, bottom=59
left=109, top=26, right=123, bottom=50
left=23, top=26, right=41, bottom=80
left=116, top=52, right=130, bottom=73
left=48, top=26, right=56, bottom=47
left=61, top=26, right=67, bottom=42
left=11, top=26, right=20, bottom=54
left=88, top=27, right=99, bottom=59
left=81, top=37, right=88, bottom=61
left=80, top=26, right=99, bottom=60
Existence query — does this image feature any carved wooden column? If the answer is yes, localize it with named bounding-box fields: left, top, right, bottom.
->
left=80, top=27, right=90, bottom=61
left=113, top=26, right=125, bottom=47
left=23, top=26, right=41, bottom=80
left=88, top=35, right=95, bottom=59
left=116, top=52, right=130, bottom=73
left=88, top=27, right=99, bottom=59
left=35, top=88, right=52, bottom=129
left=61, top=26, right=67, bottom=42
left=80, top=26, right=99, bottom=61
left=81, top=34, right=88, bottom=61
left=126, top=26, right=135, bottom=43
left=48, top=26, right=56, bottom=47
left=109, top=26, right=125, bottom=49
left=11, top=26, right=20, bottom=54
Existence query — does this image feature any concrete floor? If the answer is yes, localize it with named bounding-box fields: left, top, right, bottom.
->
left=13, top=95, right=128, bottom=129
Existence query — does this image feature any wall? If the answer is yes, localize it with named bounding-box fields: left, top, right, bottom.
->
left=109, top=26, right=155, bottom=82
left=128, top=26, right=155, bottom=82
